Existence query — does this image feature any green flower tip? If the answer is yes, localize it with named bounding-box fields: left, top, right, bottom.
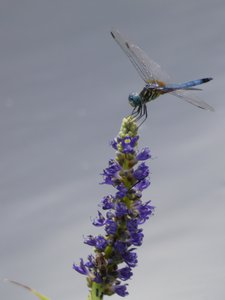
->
left=119, top=116, right=138, bottom=138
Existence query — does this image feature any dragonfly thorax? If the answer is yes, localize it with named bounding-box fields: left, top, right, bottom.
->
left=128, top=92, right=141, bottom=107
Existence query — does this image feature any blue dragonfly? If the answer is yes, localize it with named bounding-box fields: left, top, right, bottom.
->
left=111, top=30, right=214, bottom=123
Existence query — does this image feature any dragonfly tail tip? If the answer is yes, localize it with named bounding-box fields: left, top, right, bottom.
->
left=204, top=77, right=213, bottom=83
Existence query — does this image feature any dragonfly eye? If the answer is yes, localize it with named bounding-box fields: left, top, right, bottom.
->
left=128, top=92, right=140, bottom=107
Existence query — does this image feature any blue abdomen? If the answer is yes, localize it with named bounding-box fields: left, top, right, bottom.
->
left=164, top=77, right=212, bottom=90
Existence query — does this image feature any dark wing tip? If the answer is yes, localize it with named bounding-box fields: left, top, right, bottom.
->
left=110, top=29, right=130, bottom=50
left=125, top=41, right=130, bottom=49
left=110, top=31, right=115, bottom=39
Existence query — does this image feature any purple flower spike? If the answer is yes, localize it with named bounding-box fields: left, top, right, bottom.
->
left=73, top=116, right=154, bottom=298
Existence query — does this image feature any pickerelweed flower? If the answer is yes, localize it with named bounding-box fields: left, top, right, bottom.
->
left=73, top=116, right=154, bottom=300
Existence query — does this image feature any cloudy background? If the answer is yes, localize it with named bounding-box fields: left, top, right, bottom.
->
left=0, top=1, right=224, bottom=300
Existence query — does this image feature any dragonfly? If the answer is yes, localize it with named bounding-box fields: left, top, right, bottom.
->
left=111, top=29, right=214, bottom=124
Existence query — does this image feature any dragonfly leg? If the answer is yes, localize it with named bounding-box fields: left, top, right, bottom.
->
left=143, top=103, right=148, bottom=122
left=131, top=105, right=141, bottom=119
left=137, top=104, right=148, bottom=127
left=137, top=106, right=144, bottom=122
left=136, top=105, right=144, bottom=120
left=130, top=107, right=137, bottom=117
left=130, top=104, right=148, bottom=127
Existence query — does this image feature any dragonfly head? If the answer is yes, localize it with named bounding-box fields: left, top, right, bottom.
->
left=128, top=92, right=141, bottom=107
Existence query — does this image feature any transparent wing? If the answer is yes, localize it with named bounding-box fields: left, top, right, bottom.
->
left=111, top=29, right=171, bottom=84
left=171, top=89, right=214, bottom=111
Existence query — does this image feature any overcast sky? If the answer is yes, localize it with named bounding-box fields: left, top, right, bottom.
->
left=0, top=1, right=225, bottom=300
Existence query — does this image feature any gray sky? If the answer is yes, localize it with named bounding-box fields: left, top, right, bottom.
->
left=0, top=1, right=225, bottom=300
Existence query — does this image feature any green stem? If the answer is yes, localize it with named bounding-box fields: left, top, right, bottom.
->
left=87, top=282, right=104, bottom=300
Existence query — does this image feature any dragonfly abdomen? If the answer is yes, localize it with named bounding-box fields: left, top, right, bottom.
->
left=164, top=77, right=213, bottom=90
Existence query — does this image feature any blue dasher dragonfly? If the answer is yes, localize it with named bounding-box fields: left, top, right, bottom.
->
left=111, top=30, right=214, bottom=123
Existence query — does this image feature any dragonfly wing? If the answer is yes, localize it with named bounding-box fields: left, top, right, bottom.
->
left=171, top=90, right=214, bottom=111
left=111, top=29, right=171, bottom=84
